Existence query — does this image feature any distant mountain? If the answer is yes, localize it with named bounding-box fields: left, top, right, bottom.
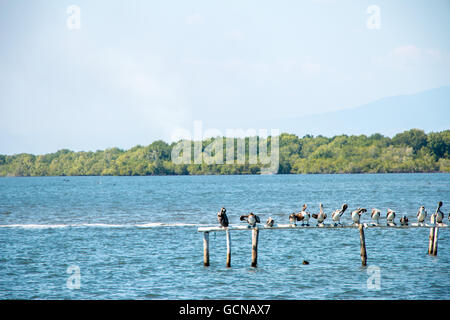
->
left=272, top=86, right=450, bottom=137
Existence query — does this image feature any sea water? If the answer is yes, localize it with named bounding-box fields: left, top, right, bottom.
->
left=0, top=173, right=449, bottom=299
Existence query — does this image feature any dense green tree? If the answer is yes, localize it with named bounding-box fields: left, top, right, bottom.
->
left=392, top=129, right=428, bottom=153
left=0, top=129, right=448, bottom=176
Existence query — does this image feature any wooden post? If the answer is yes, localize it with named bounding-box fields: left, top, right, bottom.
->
left=359, top=224, right=367, bottom=266
left=251, top=227, right=259, bottom=267
left=428, top=227, right=435, bottom=255
left=432, top=227, right=439, bottom=256
left=203, top=232, right=210, bottom=266
left=226, top=228, right=231, bottom=267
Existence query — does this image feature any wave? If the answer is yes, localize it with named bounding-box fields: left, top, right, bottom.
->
left=0, top=224, right=70, bottom=229
left=0, top=222, right=211, bottom=229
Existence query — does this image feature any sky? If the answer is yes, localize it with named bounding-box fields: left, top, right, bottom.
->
left=0, top=0, right=449, bottom=154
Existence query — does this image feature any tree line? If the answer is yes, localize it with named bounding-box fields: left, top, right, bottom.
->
left=0, top=129, right=448, bottom=176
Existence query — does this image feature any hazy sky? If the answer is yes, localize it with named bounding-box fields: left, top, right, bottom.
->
left=1, top=0, right=450, bottom=154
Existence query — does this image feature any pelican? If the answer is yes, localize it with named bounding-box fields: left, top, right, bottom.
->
left=417, top=206, right=427, bottom=226
left=311, top=203, right=327, bottom=226
left=351, top=208, right=367, bottom=225
left=435, top=201, right=444, bottom=224
left=240, top=212, right=260, bottom=227
left=331, top=204, right=348, bottom=226
left=289, top=212, right=297, bottom=226
left=296, top=204, right=310, bottom=226
left=400, top=215, right=409, bottom=226
left=266, top=217, right=275, bottom=227
left=386, top=209, right=396, bottom=226
left=217, top=207, right=229, bottom=228
left=371, top=209, right=381, bottom=225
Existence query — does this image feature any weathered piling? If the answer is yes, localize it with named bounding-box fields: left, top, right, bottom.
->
left=432, top=227, right=439, bottom=256
left=203, top=231, right=210, bottom=266
left=251, top=227, right=259, bottom=267
left=428, top=227, right=435, bottom=255
left=197, top=223, right=448, bottom=267
left=226, top=228, right=231, bottom=267
left=359, top=224, right=367, bottom=266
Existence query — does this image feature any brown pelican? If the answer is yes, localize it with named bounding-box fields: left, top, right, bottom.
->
left=400, top=215, right=409, bottom=226
left=371, top=209, right=381, bottom=225
left=289, top=212, right=297, bottom=226
left=217, top=207, right=229, bottom=228
left=417, top=206, right=427, bottom=226
left=296, top=204, right=310, bottom=226
left=311, top=203, right=326, bottom=226
left=331, top=204, right=348, bottom=226
left=386, top=209, right=396, bottom=226
left=435, top=201, right=444, bottom=224
left=240, top=212, right=260, bottom=227
left=351, top=208, right=367, bottom=225
left=266, top=217, right=275, bottom=227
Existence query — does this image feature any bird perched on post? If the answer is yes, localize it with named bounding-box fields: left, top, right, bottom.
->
left=296, top=204, right=310, bottom=226
left=351, top=208, right=367, bottom=225
left=417, top=206, right=427, bottom=226
left=331, top=204, right=348, bottom=226
left=400, top=215, right=409, bottom=226
left=217, top=207, right=229, bottom=228
left=266, top=217, right=275, bottom=227
left=289, top=212, right=297, bottom=226
left=311, top=203, right=327, bottom=226
left=435, top=201, right=444, bottom=225
left=240, top=212, right=260, bottom=228
left=386, top=209, right=396, bottom=226
left=371, top=208, right=381, bottom=225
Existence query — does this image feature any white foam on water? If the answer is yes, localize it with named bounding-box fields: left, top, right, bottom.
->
left=0, top=222, right=209, bottom=229
left=0, top=224, right=69, bottom=229
left=74, top=223, right=128, bottom=228
left=135, top=222, right=208, bottom=228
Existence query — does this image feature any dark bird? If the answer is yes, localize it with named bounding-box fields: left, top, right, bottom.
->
left=217, top=207, right=229, bottom=228
left=302, top=260, right=309, bottom=265
left=240, top=212, right=260, bottom=227
left=266, top=217, right=275, bottom=227
left=288, top=204, right=310, bottom=226
left=289, top=212, right=297, bottom=226
left=400, top=215, right=409, bottom=226
left=435, top=201, right=444, bottom=224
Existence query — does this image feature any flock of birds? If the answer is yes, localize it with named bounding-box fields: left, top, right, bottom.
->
left=216, top=201, right=448, bottom=228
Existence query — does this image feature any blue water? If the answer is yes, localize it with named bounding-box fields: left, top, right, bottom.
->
left=0, top=174, right=449, bottom=299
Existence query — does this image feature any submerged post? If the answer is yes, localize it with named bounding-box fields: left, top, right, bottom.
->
left=432, top=227, right=439, bottom=256
left=203, top=231, right=210, bottom=266
left=428, top=227, right=435, bottom=255
left=251, top=227, right=259, bottom=267
left=359, top=224, right=367, bottom=266
left=226, top=228, right=231, bottom=267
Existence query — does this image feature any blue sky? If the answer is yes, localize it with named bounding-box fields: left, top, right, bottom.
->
left=1, top=0, right=449, bottom=154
